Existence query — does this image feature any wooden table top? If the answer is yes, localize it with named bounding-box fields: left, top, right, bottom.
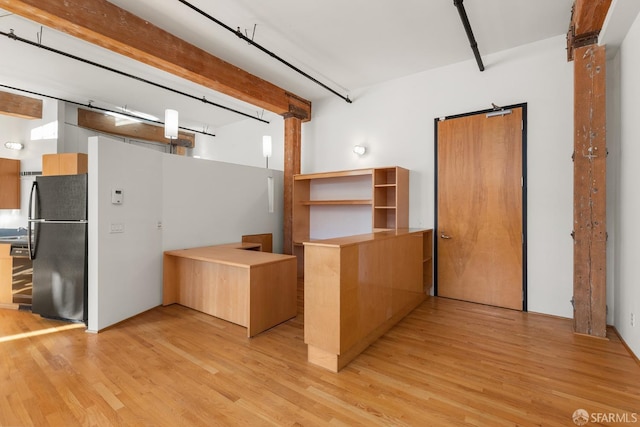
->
left=164, top=242, right=296, bottom=268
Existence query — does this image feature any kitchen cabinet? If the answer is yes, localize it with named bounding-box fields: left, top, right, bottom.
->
left=42, top=153, right=88, bottom=176
left=0, top=158, right=20, bottom=209
left=0, top=243, right=12, bottom=306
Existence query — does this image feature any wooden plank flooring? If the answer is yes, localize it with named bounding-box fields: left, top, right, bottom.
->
left=1, top=284, right=639, bottom=426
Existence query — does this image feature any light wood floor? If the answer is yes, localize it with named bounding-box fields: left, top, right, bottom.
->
left=1, top=285, right=639, bottom=426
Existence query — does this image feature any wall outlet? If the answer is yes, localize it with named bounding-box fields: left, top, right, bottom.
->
left=632, top=313, right=636, bottom=327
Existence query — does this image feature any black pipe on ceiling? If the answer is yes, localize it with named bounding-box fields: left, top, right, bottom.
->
left=176, top=0, right=352, bottom=104
left=0, top=83, right=217, bottom=138
left=1, top=29, right=269, bottom=124
left=453, top=0, right=485, bottom=72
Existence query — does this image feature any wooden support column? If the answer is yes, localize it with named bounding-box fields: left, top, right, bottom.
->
left=283, top=116, right=302, bottom=255
left=573, top=44, right=607, bottom=338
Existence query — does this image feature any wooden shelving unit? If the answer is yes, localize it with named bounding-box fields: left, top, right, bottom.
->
left=292, top=167, right=409, bottom=276
left=293, top=166, right=409, bottom=245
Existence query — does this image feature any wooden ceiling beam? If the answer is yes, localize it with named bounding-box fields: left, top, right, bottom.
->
left=0, top=90, right=43, bottom=119
left=0, top=0, right=311, bottom=121
left=77, top=109, right=195, bottom=149
left=567, top=0, right=613, bottom=60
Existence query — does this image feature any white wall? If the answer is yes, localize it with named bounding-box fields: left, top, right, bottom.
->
left=88, top=135, right=285, bottom=332
left=162, top=155, right=284, bottom=252
left=303, top=35, right=575, bottom=318
left=193, top=114, right=285, bottom=171
left=611, top=10, right=640, bottom=357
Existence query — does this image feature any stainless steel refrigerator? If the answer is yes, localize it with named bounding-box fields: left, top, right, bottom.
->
left=28, top=174, right=88, bottom=323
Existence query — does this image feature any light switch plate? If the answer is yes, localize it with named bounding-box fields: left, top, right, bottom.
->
left=111, top=188, right=123, bottom=205
left=109, top=223, right=124, bottom=233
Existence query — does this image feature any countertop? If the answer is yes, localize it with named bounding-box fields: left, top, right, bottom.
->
left=302, top=228, right=427, bottom=248
left=164, top=242, right=296, bottom=268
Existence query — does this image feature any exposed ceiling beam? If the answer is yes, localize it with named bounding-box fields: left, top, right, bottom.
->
left=77, top=109, right=195, bottom=149
left=0, top=0, right=312, bottom=121
left=567, top=0, right=613, bottom=60
left=0, top=89, right=43, bottom=119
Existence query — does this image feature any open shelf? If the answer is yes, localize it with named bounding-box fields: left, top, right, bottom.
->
left=294, top=168, right=374, bottom=181
left=301, top=199, right=372, bottom=206
left=293, top=166, right=409, bottom=276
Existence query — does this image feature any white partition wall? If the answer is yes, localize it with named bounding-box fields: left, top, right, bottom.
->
left=88, top=137, right=163, bottom=332
left=88, top=136, right=284, bottom=332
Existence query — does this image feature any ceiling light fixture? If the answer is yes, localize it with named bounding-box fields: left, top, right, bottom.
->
left=4, top=141, right=24, bottom=150
left=164, top=109, right=179, bottom=140
left=263, top=135, right=272, bottom=168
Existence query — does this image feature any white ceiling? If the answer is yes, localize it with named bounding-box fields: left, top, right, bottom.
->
left=0, top=0, right=573, bottom=132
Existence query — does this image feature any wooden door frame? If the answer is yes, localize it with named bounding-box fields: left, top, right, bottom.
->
left=433, top=102, right=528, bottom=311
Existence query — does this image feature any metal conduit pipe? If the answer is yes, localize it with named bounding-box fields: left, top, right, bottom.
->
left=453, top=0, right=485, bottom=72
left=0, top=83, right=217, bottom=138
left=1, top=29, right=269, bottom=124
left=176, top=0, right=352, bottom=104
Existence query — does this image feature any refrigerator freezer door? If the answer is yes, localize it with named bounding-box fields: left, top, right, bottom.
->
left=32, top=222, right=88, bottom=322
left=34, top=174, right=88, bottom=221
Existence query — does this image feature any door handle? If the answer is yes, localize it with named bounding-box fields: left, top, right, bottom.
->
left=28, top=181, right=38, bottom=260
left=440, top=233, right=452, bottom=240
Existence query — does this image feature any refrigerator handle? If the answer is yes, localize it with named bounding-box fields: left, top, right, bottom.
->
left=27, top=181, right=38, bottom=260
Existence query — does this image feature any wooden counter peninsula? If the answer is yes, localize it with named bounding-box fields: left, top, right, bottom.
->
left=304, top=229, right=431, bottom=372
left=163, top=243, right=297, bottom=337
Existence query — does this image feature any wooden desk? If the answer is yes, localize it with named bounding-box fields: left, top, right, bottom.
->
left=304, top=229, right=428, bottom=371
left=163, top=243, right=297, bottom=337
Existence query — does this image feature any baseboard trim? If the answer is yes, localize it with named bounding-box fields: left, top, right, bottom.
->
left=610, top=325, right=640, bottom=367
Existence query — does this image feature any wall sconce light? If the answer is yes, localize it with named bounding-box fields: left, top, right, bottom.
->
left=353, top=145, right=366, bottom=156
left=164, top=109, right=179, bottom=154
left=4, top=141, right=24, bottom=150
left=263, top=135, right=272, bottom=168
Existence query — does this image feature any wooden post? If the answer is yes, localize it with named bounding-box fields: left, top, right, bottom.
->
left=573, top=44, right=607, bottom=338
left=283, top=116, right=302, bottom=255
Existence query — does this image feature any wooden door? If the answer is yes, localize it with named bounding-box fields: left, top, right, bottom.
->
left=436, top=107, right=524, bottom=310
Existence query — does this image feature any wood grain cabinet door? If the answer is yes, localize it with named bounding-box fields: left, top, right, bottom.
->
left=436, top=107, right=524, bottom=310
